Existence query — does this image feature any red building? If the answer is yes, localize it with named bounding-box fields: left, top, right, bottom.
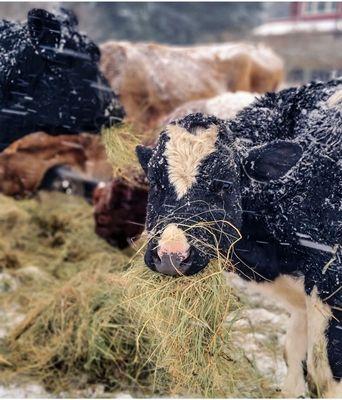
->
left=253, top=2, right=342, bottom=83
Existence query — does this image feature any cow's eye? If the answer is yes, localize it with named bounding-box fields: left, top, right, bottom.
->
left=210, top=180, right=224, bottom=193
left=210, top=180, right=232, bottom=196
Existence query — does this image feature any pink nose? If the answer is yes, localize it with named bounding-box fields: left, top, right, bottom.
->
left=157, top=247, right=190, bottom=261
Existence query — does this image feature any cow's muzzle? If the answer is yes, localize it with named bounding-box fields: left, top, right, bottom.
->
left=152, top=248, right=194, bottom=276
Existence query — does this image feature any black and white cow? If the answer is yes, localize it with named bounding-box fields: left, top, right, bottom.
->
left=136, top=79, right=342, bottom=397
left=0, top=8, right=124, bottom=150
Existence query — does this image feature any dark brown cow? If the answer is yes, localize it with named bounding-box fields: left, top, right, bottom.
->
left=93, top=177, right=148, bottom=249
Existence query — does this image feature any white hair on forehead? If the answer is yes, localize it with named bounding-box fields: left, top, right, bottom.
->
left=164, top=124, right=218, bottom=199
left=326, top=88, right=342, bottom=108
left=158, top=223, right=189, bottom=255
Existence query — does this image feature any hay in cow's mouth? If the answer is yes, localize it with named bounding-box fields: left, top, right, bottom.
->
left=123, top=256, right=239, bottom=397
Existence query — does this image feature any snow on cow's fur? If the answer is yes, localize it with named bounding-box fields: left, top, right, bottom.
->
left=0, top=8, right=124, bottom=150
left=137, top=78, right=342, bottom=397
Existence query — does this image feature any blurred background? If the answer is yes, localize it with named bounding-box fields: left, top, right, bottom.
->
left=1, top=1, right=341, bottom=84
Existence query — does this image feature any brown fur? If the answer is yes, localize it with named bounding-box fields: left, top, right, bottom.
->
left=0, top=132, right=112, bottom=197
left=100, top=41, right=284, bottom=129
left=93, top=177, right=148, bottom=249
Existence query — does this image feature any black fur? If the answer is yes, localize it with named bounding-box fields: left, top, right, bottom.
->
left=138, top=79, right=342, bottom=381
left=0, top=8, right=125, bottom=150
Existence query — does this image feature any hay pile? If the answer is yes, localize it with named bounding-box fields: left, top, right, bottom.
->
left=123, top=261, right=239, bottom=397
left=0, top=192, right=125, bottom=281
left=0, top=191, right=129, bottom=325
left=2, top=254, right=273, bottom=397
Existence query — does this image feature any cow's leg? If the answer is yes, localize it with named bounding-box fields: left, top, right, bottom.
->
left=282, top=309, right=308, bottom=397
left=324, top=317, right=342, bottom=398
left=306, top=289, right=342, bottom=398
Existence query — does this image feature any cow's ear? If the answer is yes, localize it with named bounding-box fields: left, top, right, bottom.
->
left=58, top=8, right=79, bottom=27
left=28, top=9, right=61, bottom=49
left=244, top=141, right=302, bottom=181
left=136, top=145, right=153, bottom=175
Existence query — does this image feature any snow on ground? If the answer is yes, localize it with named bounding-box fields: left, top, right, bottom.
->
left=0, top=384, right=48, bottom=399
left=0, top=272, right=49, bottom=398
left=227, top=273, right=288, bottom=390
left=0, top=272, right=24, bottom=340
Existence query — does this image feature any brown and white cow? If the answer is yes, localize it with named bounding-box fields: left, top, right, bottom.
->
left=100, top=41, right=283, bottom=129
left=0, top=132, right=112, bottom=197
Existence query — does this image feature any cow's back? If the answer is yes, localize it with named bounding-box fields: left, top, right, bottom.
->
left=99, top=41, right=284, bottom=129
left=230, top=80, right=342, bottom=246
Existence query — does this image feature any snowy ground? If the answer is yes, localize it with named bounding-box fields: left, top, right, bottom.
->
left=227, top=273, right=288, bottom=391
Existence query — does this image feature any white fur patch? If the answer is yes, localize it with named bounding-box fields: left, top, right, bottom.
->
left=165, top=124, right=218, bottom=199
left=306, top=289, right=334, bottom=397
left=248, top=277, right=341, bottom=397
left=158, top=223, right=189, bottom=257
left=327, top=89, right=342, bottom=108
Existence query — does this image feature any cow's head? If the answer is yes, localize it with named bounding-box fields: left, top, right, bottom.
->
left=136, top=114, right=242, bottom=276
left=137, top=113, right=303, bottom=276
left=0, top=8, right=124, bottom=146
left=93, top=179, right=148, bottom=249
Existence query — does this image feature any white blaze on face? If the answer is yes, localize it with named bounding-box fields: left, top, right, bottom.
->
left=164, top=124, right=218, bottom=199
left=326, top=88, right=342, bottom=108
left=158, top=223, right=190, bottom=259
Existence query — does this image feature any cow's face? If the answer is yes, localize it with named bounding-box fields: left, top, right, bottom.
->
left=136, top=114, right=242, bottom=276
left=0, top=8, right=124, bottom=141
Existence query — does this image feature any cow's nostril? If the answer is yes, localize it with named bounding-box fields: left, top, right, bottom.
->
left=179, top=247, right=194, bottom=267
left=152, top=251, right=161, bottom=266
left=152, top=248, right=194, bottom=276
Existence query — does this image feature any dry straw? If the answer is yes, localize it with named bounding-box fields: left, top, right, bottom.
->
left=123, top=258, right=239, bottom=397
left=3, top=255, right=243, bottom=396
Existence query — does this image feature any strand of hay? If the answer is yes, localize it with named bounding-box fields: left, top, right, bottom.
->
left=102, top=124, right=144, bottom=182
left=101, top=123, right=158, bottom=187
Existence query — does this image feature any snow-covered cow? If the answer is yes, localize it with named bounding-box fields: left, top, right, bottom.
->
left=0, top=8, right=124, bottom=150
left=136, top=79, right=342, bottom=397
